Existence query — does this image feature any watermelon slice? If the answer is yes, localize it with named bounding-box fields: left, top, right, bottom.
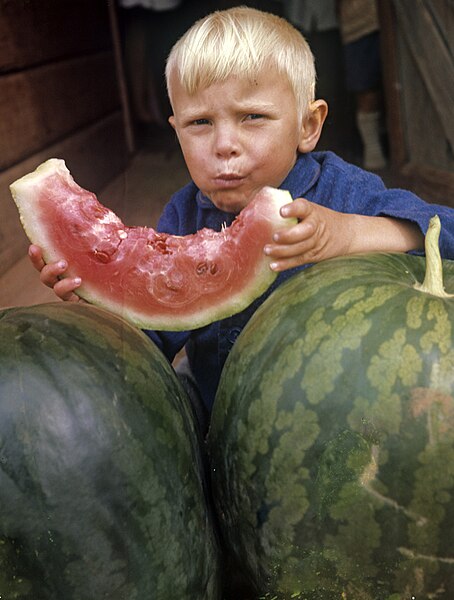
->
left=10, top=159, right=295, bottom=331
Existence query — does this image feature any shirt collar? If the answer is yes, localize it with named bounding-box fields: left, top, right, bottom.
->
left=195, top=152, right=321, bottom=211
left=196, top=189, right=215, bottom=210
left=280, top=152, right=321, bottom=198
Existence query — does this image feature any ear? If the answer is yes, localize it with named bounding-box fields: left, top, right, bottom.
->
left=168, top=115, right=176, bottom=131
left=297, top=99, right=328, bottom=153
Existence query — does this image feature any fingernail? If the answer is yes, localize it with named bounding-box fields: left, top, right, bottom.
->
left=74, top=277, right=81, bottom=286
left=269, top=262, right=278, bottom=271
left=264, top=245, right=271, bottom=255
left=58, top=260, right=67, bottom=269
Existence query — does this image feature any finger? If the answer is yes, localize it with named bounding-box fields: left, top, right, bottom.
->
left=39, top=261, right=69, bottom=288
left=264, top=218, right=319, bottom=257
left=266, top=239, right=313, bottom=258
left=269, top=254, right=310, bottom=272
left=264, top=232, right=322, bottom=271
left=270, top=219, right=316, bottom=245
left=53, top=277, right=82, bottom=302
left=280, top=197, right=311, bottom=220
left=28, top=245, right=46, bottom=272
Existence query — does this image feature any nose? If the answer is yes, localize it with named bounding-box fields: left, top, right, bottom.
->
left=213, top=122, right=240, bottom=158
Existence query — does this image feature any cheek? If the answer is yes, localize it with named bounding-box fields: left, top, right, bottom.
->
left=179, top=144, right=204, bottom=173
left=180, top=149, right=211, bottom=189
left=257, top=126, right=299, bottom=161
left=266, top=150, right=299, bottom=188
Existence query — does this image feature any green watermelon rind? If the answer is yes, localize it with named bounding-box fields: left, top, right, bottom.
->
left=10, top=159, right=296, bottom=331
left=209, top=251, right=454, bottom=599
left=0, top=302, right=221, bottom=598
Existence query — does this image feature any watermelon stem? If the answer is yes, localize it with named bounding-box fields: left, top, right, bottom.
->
left=414, top=215, right=454, bottom=297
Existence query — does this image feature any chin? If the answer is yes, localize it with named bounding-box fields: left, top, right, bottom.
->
left=209, top=193, right=251, bottom=214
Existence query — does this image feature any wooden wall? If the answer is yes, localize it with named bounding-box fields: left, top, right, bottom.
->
left=380, top=0, right=454, bottom=207
left=0, top=0, right=130, bottom=278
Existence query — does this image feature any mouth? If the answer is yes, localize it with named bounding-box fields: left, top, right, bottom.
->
left=213, top=173, right=245, bottom=188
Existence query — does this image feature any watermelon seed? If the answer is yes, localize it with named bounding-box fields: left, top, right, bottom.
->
left=196, top=261, right=219, bottom=276
left=94, top=250, right=112, bottom=264
left=147, top=238, right=171, bottom=255
left=196, top=262, right=208, bottom=275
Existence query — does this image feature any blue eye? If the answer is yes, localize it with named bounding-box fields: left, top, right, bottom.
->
left=247, top=114, right=263, bottom=120
left=193, top=118, right=209, bottom=125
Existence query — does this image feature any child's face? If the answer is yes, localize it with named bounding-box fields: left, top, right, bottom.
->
left=169, top=68, right=306, bottom=213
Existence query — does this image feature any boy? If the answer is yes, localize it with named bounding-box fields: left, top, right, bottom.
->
left=29, top=7, right=454, bottom=425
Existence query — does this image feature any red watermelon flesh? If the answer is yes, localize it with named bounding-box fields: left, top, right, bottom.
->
left=10, top=159, right=295, bottom=331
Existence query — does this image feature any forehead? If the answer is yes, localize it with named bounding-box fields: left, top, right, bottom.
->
left=169, top=67, right=295, bottom=112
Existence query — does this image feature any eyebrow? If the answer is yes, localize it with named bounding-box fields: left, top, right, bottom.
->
left=178, top=100, right=278, bottom=120
left=239, top=102, right=278, bottom=113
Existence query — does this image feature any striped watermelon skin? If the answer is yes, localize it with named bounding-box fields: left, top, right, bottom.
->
left=209, top=252, right=454, bottom=599
left=0, top=303, right=220, bottom=599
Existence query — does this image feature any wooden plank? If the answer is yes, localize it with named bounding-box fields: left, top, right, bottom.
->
left=423, top=0, right=454, bottom=57
left=400, top=163, right=454, bottom=209
left=392, top=0, right=454, bottom=151
left=0, top=0, right=111, bottom=73
left=399, top=39, right=454, bottom=171
left=377, top=0, right=408, bottom=168
left=0, top=255, right=57, bottom=310
left=0, top=51, right=120, bottom=171
left=108, top=0, right=135, bottom=154
left=0, top=111, right=129, bottom=278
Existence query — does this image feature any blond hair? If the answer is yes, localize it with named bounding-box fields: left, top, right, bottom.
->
left=165, top=6, right=316, bottom=121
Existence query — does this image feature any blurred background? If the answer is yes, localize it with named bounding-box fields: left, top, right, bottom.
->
left=1, top=0, right=453, bottom=308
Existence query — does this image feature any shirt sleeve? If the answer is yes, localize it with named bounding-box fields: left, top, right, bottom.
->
left=310, top=156, right=454, bottom=259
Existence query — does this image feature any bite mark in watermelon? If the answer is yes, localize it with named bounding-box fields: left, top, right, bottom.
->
left=10, top=159, right=295, bottom=331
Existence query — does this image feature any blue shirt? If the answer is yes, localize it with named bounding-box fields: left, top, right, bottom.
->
left=145, top=151, right=454, bottom=412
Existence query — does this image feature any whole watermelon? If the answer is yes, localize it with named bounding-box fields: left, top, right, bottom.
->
left=0, top=303, right=220, bottom=599
left=209, top=245, right=454, bottom=599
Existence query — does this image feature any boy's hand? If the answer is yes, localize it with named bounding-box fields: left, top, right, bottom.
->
left=28, top=244, right=83, bottom=302
left=264, top=198, right=351, bottom=271
left=264, top=197, right=424, bottom=272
